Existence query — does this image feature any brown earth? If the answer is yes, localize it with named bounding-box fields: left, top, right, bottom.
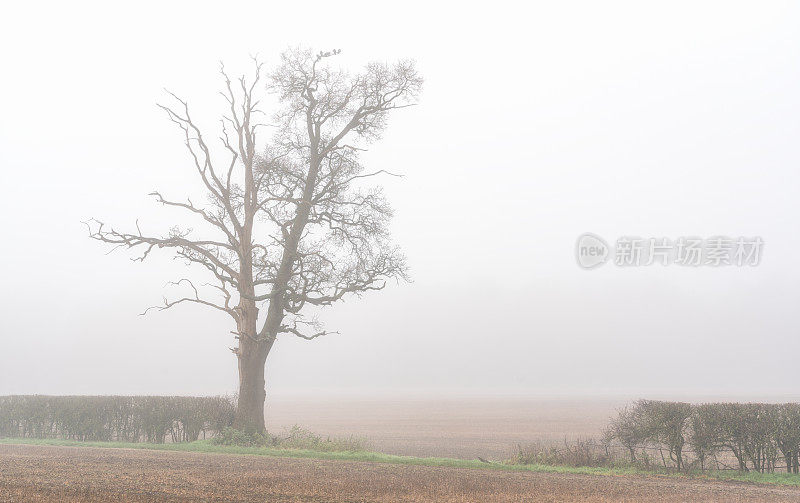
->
left=1, top=444, right=799, bottom=503
left=265, top=396, right=625, bottom=459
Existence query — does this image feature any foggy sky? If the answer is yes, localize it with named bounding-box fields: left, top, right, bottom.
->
left=1, top=1, right=799, bottom=398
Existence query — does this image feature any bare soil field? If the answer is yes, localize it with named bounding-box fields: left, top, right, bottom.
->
left=266, top=396, right=625, bottom=459
left=2, top=444, right=799, bottom=503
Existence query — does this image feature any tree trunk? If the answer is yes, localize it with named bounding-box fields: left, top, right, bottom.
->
left=234, top=339, right=270, bottom=434
left=232, top=286, right=273, bottom=434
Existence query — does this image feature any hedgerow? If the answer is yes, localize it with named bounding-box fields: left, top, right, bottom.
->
left=0, top=395, right=234, bottom=443
left=603, top=400, right=800, bottom=473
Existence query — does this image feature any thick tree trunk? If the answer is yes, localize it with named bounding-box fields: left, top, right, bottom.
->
left=231, top=252, right=273, bottom=435
left=234, top=340, right=269, bottom=434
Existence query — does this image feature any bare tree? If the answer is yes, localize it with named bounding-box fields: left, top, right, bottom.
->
left=88, top=48, right=422, bottom=433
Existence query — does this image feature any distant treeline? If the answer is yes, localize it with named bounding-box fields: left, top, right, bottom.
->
left=0, top=395, right=235, bottom=443
left=605, top=400, right=800, bottom=473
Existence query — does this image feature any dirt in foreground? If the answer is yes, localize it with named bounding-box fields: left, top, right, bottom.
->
left=1, top=444, right=799, bottom=503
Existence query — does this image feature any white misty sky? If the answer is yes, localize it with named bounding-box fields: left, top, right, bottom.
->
left=1, top=1, right=798, bottom=398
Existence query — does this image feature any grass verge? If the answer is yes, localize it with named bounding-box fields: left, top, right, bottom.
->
left=1, top=437, right=799, bottom=487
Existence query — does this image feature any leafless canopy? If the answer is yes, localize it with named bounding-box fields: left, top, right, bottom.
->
left=87, top=48, right=422, bottom=431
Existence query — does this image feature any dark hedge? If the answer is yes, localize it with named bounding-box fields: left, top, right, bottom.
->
left=605, top=400, right=800, bottom=473
left=0, top=395, right=235, bottom=443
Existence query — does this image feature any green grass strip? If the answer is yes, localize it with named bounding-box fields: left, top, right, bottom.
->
left=2, top=437, right=799, bottom=487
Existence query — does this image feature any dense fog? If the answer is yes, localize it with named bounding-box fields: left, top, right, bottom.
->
left=1, top=1, right=798, bottom=398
